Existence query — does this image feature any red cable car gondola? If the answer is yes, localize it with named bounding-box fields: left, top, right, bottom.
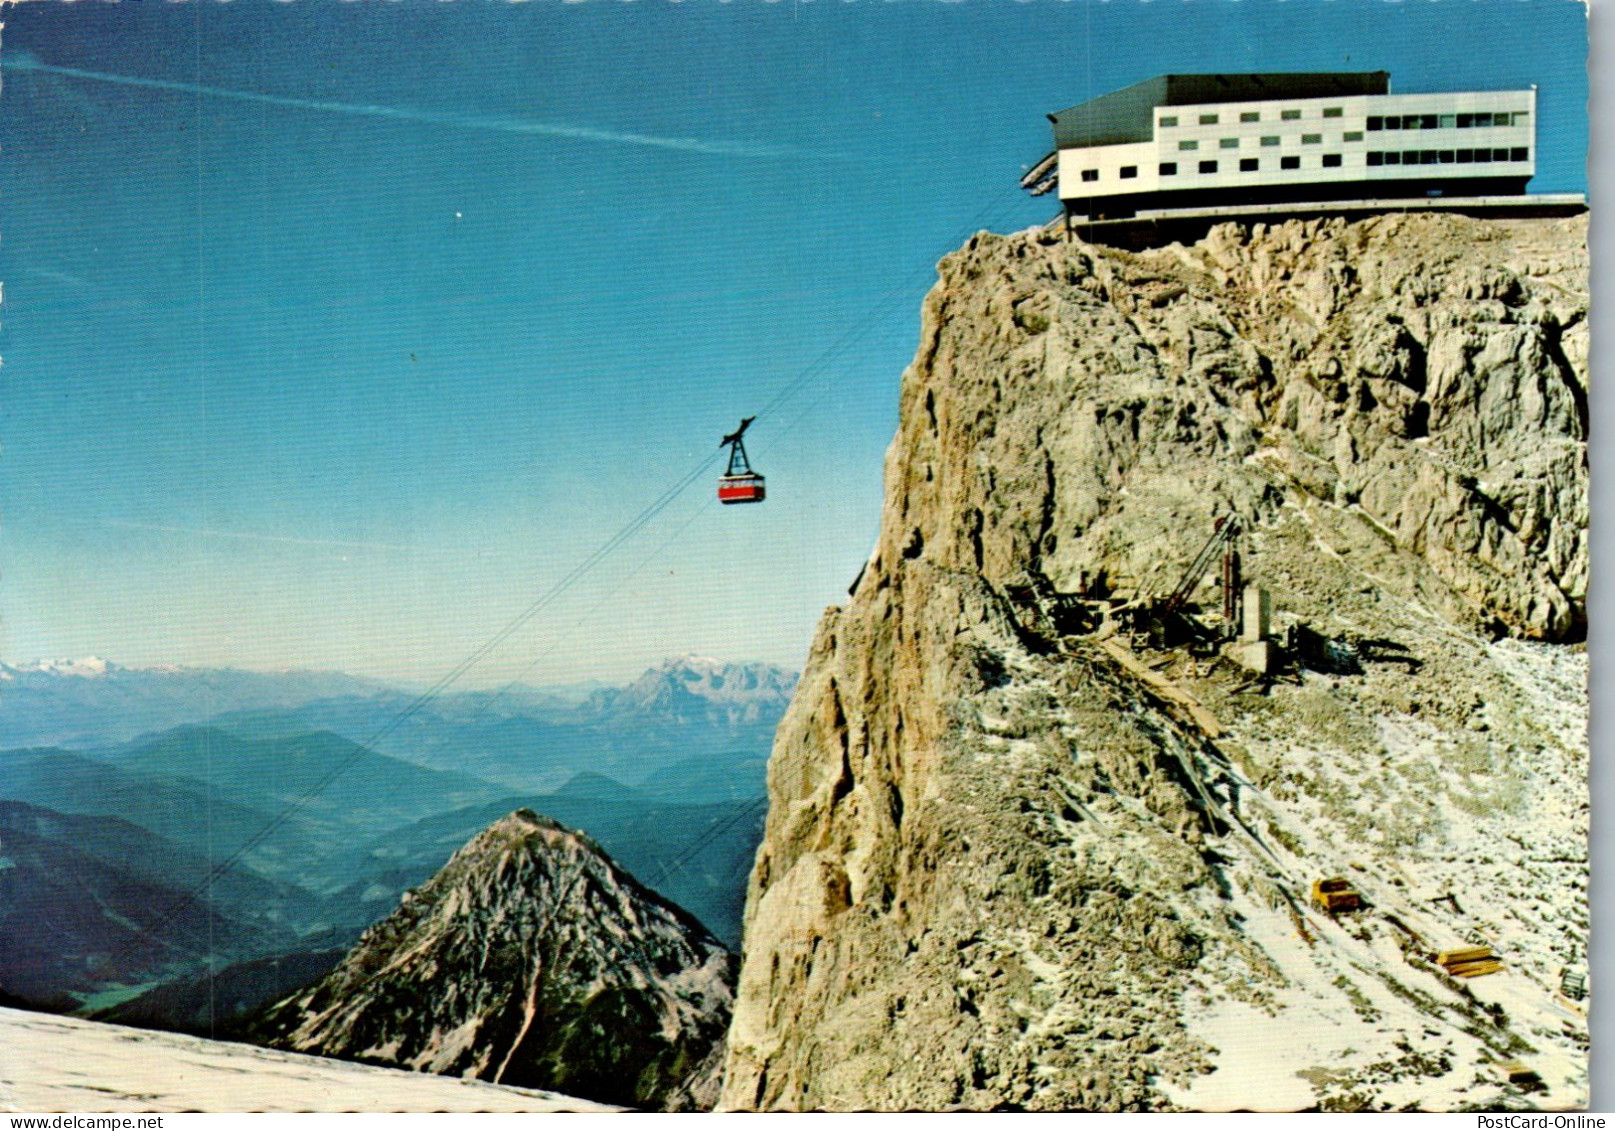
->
left=718, top=417, right=765, bottom=504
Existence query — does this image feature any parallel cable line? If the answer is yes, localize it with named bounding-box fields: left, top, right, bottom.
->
left=114, top=185, right=1034, bottom=970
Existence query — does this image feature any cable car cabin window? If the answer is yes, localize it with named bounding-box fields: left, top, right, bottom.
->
left=1198, top=159, right=1218, bottom=174
left=1239, top=157, right=1259, bottom=172
left=1081, top=168, right=1099, bottom=182
left=1159, top=162, right=1178, bottom=176
left=1322, top=153, right=1342, bottom=167
left=1281, top=155, right=1301, bottom=170
left=1119, top=165, right=1138, bottom=179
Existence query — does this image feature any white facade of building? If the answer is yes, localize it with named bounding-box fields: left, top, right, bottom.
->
left=1055, top=88, right=1536, bottom=210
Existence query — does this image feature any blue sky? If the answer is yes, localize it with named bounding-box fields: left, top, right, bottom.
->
left=0, top=0, right=1588, bottom=687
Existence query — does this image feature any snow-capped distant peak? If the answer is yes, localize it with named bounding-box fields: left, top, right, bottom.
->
left=15, top=656, right=117, bottom=678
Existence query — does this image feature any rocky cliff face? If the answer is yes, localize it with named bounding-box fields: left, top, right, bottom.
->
left=252, top=809, right=735, bottom=1110
left=721, top=214, right=1588, bottom=1111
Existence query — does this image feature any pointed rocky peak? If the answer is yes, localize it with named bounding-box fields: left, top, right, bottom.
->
left=251, top=807, right=735, bottom=1110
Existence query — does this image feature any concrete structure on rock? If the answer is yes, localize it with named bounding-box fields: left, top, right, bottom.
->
left=1022, top=72, right=1539, bottom=224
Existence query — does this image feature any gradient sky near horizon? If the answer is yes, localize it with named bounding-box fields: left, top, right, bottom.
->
left=0, top=1, right=1588, bottom=687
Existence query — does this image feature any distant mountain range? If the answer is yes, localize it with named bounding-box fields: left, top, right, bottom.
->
left=0, top=655, right=790, bottom=1028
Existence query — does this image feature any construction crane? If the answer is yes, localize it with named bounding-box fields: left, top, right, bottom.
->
left=1162, top=516, right=1241, bottom=617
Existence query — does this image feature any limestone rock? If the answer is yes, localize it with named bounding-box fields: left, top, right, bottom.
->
left=720, top=214, right=1588, bottom=1111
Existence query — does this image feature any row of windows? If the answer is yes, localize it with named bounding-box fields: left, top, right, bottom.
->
left=1076, top=145, right=1530, bottom=183
left=1156, top=154, right=1338, bottom=176
left=1177, top=130, right=1367, bottom=152
left=1160, top=109, right=1530, bottom=132
left=1159, top=105, right=1345, bottom=128
left=1367, top=111, right=1528, bottom=131
left=1366, top=147, right=1530, bottom=166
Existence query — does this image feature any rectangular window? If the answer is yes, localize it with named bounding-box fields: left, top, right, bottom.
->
left=1421, top=150, right=1438, bottom=165
left=1438, top=150, right=1455, bottom=163
left=1220, top=137, right=1240, bottom=149
left=1323, top=107, right=1344, bottom=118
left=1240, top=111, right=1261, bottom=123
left=1404, top=150, right=1419, bottom=164
left=1159, top=162, right=1178, bottom=175
left=1160, top=115, right=1179, bottom=128
left=1456, top=148, right=1473, bottom=163
left=1457, top=113, right=1473, bottom=128
left=1473, top=148, right=1492, bottom=163
left=1322, top=153, right=1343, bottom=168
left=1344, top=130, right=1364, bottom=142
left=1385, top=116, right=1402, bottom=130
left=1119, top=165, right=1138, bottom=179
left=1512, top=112, right=1530, bottom=126
left=1281, top=155, right=1301, bottom=170
left=1239, top=157, right=1259, bottom=172
left=1511, top=147, right=1529, bottom=161
left=1438, top=114, right=1456, bottom=129
left=1179, top=139, right=1199, bottom=151
left=1302, top=133, right=1322, bottom=145
left=1421, top=114, right=1438, bottom=129
left=1384, top=151, right=1401, bottom=164
left=1494, top=147, right=1510, bottom=161
left=1199, top=113, right=1219, bottom=125
left=1474, top=112, right=1493, bottom=127
left=1260, top=135, right=1281, bottom=147
left=1281, top=108, right=1301, bottom=121
left=1367, top=151, right=1384, bottom=166
left=1081, top=168, right=1100, bottom=182
left=1198, top=159, right=1219, bottom=174
left=1403, top=115, right=1421, bottom=129
left=1367, top=116, right=1384, bottom=131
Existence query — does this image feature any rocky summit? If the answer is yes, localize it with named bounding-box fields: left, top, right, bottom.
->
left=251, top=809, right=735, bottom=1110
left=719, top=214, right=1588, bottom=1111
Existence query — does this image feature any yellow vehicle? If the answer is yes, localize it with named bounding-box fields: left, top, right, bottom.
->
left=1310, top=876, right=1362, bottom=914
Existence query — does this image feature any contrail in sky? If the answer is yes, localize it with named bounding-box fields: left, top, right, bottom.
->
left=84, top=517, right=428, bottom=555
left=5, top=52, right=794, bottom=158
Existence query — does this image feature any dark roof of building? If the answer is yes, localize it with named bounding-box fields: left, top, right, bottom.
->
left=1048, top=72, right=1391, bottom=148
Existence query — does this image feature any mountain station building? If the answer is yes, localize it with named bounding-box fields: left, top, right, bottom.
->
left=1022, top=72, right=1556, bottom=231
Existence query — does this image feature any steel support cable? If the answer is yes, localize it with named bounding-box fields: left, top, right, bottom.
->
left=121, top=450, right=721, bottom=967
left=117, top=184, right=1034, bottom=967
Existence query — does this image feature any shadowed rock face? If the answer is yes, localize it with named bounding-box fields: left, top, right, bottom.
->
left=721, top=214, right=1588, bottom=1112
left=251, top=809, right=735, bottom=1111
